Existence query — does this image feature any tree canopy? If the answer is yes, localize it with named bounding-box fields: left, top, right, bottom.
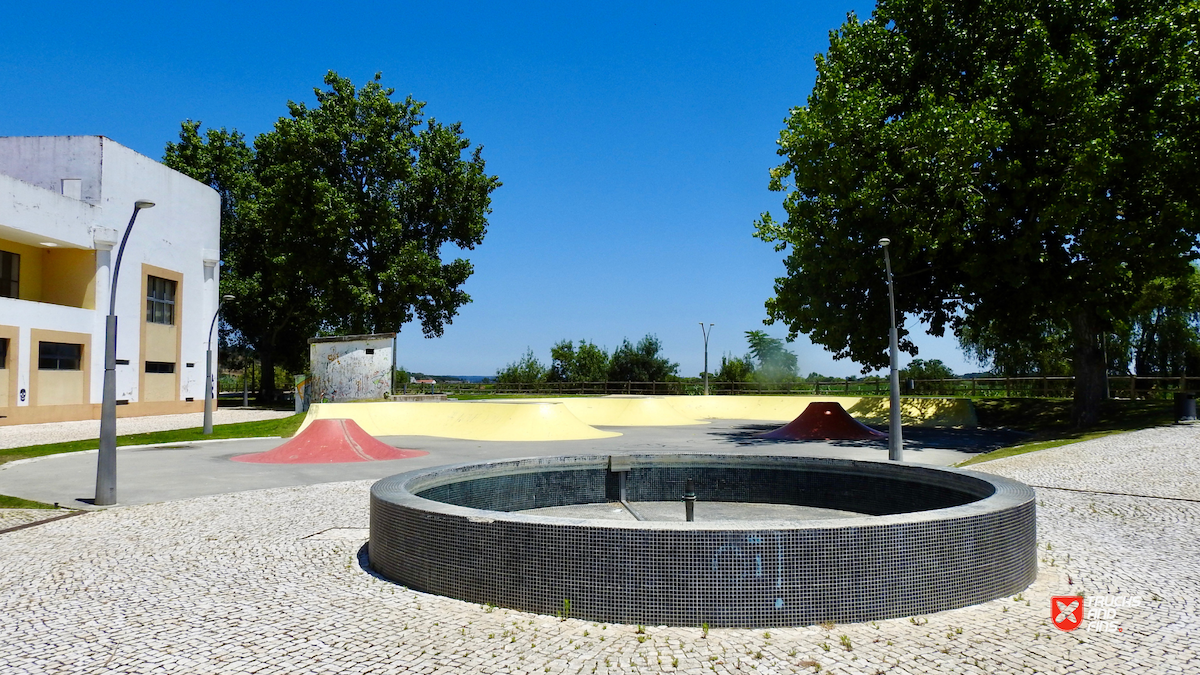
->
left=900, top=358, right=955, bottom=381
left=755, top=0, right=1200, bottom=426
left=547, top=340, right=610, bottom=382
left=607, top=335, right=679, bottom=382
left=745, top=330, right=799, bottom=382
left=164, top=71, right=500, bottom=398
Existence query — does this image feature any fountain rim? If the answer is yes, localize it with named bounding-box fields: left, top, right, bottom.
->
left=370, top=453, right=1034, bottom=532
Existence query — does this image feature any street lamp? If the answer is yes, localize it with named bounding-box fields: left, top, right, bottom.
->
left=203, top=294, right=236, bottom=435
left=699, top=323, right=715, bottom=396
left=879, top=238, right=903, bottom=461
left=95, top=199, right=154, bottom=506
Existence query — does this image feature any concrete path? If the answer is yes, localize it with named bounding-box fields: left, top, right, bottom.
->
left=0, top=424, right=1195, bottom=673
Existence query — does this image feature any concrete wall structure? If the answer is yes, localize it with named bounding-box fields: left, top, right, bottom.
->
left=308, top=333, right=396, bottom=402
left=0, top=136, right=220, bottom=425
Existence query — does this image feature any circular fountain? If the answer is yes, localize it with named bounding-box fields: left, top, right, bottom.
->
left=369, top=454, right=1036, bottom=627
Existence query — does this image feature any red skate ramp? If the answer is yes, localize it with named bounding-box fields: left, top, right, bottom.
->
left=232, top=419, right=428, bottom=464
left=758, top=402, right=887, bottom=441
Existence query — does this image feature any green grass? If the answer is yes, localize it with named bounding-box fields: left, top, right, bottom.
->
left=0, top=494, right=59, bottom=509
left=959, top=398, right=1174, bottom=466
left=0, top=413, right=306, bottom=470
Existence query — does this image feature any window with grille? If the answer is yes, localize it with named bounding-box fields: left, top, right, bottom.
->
left=0, top=250, right=18, bottom=299
left=146, top=276, right=176, bottom=325
left=38, top=342, right=82, bottom=370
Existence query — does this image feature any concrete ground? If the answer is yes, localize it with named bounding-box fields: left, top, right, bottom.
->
left=0, top=421, right=1020, bottom=509
left=0, top=424, right=1196, bottom=673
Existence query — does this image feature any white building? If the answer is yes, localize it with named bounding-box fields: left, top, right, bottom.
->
left=0, top=136, right=220, bottom=425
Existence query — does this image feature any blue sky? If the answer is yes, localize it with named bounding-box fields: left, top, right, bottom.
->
left=2, top=0, right=981, bottom=378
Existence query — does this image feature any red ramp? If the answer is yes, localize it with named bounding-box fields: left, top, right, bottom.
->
left=758, top=402, right=887, bottom=441
left=232, top=419, right=428, bottom=464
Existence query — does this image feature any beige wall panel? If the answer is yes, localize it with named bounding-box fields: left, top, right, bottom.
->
left=30, top=328, right=91, bottom=408
left=139, top=264, right=183, bottom=404
left=41, top=248, right=96, bottom=309
left=37, top=370, right=85, bottom=405
left=143, top=372, right=176, bottom=402
left=0, top=369, right=8, bottom=407
left=0, top=238, right=43, bottom=302
left=144, top=323, right=177, bottom=363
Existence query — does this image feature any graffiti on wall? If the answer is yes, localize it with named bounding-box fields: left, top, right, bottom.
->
left=309, top=337, right=393, bottom=403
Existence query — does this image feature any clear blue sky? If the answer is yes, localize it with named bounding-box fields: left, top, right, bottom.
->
left=2, top=0, right=981, bottom=378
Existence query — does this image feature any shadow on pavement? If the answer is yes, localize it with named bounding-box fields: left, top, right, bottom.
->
left=709, top=423, right=1030, bottom=454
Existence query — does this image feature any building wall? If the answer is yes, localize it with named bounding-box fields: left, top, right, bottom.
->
left=309, top=337, right=394, bottom=402
left=0, top=325, right=15, bottom=409
left=0, top=136, right=220, bottom=425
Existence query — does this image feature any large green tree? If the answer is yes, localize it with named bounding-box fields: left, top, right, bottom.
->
left=745, top=330, right=799, bottom=382
left=755, top=0, right=1200, bottom=426
left=607, top=335, right=679, bottom=382
left=165, top=71, right=500, bottom=398
left=547, top=340, right=610, bottom=382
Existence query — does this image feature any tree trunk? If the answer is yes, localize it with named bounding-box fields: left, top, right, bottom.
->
left=1071, top=310, right=1107, bottom=428
left=259, top=346, right=277, bottom=406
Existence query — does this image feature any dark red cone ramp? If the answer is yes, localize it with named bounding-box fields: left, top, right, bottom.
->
left=232, top=419, right=429, bottom=464
left=757, top=402, right=887, bottom=441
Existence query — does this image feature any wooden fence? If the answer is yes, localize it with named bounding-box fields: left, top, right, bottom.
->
left=400, top=376, right=1200, bottom=399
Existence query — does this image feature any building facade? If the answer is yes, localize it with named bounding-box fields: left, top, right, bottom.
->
left=0, top=136, right=220, bottom=425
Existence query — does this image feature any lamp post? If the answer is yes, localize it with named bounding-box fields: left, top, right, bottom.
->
left=699, top=322, right=714, bottom=395
left=95, top=199, right=154, bottom=506
left=879, top=238, right=903, bottom=461
left=203, top=294, right=236, bottom=435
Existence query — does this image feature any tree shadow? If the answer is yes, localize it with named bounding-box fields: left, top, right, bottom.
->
left=707, top=423, right=1028, bottom=454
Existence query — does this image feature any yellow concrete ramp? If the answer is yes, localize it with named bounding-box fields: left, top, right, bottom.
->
left=300, top=401, right=620, bottom=441
left=846, top=397, right=979, bottom=428
left=661, top=395, right=862, bottom=422
left=499, top=397, right=704, bottom=426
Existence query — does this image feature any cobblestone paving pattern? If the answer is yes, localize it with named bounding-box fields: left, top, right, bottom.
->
left=1, top=427, right=1197, bottom=674
left=0, top=509, right=69, bottom=531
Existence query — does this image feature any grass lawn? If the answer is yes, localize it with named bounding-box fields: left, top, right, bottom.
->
left=958, top=397, right=1175, bottom=466
left=0, top=494, right=60, bottom=509
left=0, top=413, right=306, bottom=508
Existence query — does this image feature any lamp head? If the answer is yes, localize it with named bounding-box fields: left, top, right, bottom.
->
left=134, top=200, right=155, bottom=210
left=878, top=237, right=891, bottom=247
left=222, top=294, right=235, bottom=302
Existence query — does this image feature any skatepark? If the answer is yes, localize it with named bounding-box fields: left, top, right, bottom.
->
left=0, top=395, right=990, bottom=508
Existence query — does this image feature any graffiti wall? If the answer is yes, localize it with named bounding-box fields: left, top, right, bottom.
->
left=308, top=334, right=394, bottom=403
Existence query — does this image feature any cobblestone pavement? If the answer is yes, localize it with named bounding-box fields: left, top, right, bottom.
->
left=0, top=508, right=70, bottom=531
left=0, top=409, right=295, bottom=449
left=1, top=426, right=1197, bottom=674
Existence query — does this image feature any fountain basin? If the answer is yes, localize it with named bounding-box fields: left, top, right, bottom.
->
left=369, top=454, right=1036, bottom=627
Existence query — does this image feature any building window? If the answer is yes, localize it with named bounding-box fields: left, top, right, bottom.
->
left=0, top=250, right=18, bottom=299
left=0, top=337, right=7, bottom=368
left=38, top=342, right=82, bottom=370
left=146, top=276, right=176, bottom=325
left=145, top=361, right=176, bottom=374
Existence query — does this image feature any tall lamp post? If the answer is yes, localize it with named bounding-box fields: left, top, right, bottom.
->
left=95, top=199, right=155, bottom=506
left=203, top=294, right=236, bottom=435
left=699, top=322, right=715, bottom=395
left=879, top=238, right=903, bottom=461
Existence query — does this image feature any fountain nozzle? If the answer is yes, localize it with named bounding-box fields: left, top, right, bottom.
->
left=683, top=478, right=696, bottom=522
